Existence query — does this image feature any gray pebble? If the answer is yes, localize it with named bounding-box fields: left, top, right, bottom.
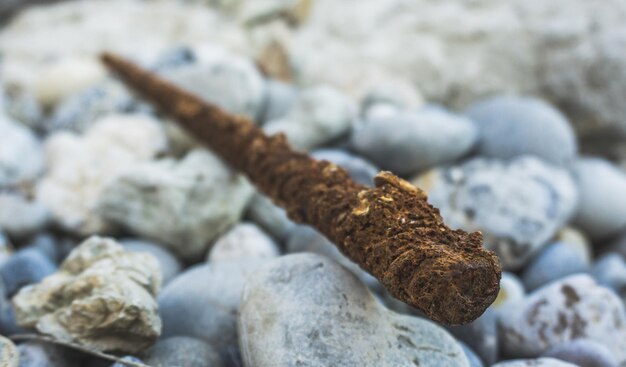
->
left=17, top=341, right=81, bottom=367
left=449, top=309, right=498, bottom=365
left=350, top=106, right=477, bottom=175
left=158, top=260, right=264, bottom=360
left=459, top=341, right=484, bottom=367
left=161, top=50, right=265, bottom=121
left=591, top=253, right=626, bottom=301
left=238, top=253, right=469, bottom=367
left=0, top=192, right=49, bottom=240
left=311, top=149, right=379, bottom=187
left=491, top=358, right=578, bottom=367
left=245, top=192, right=295, bottom=242
left=465, top=95, right=577, bottom=166
left=0, top=300, right=27, bottom=336
left=0, top=114, right=44, bottom=187
left=0, top=277, right=26, bottom=335
left=265, top=85, right=356, bottom=150
left=572, top=157, right=626, bottom=240
left=259, top=80, right=298, bottom=124
left=498, top=274, right=626, bottom=362
left=429, top=156, right=577, bottom=270
left=522, top=242, right=589, bottom=291
left=541, top=339, right=618, bottom=367
left=47, top=80, right=139, bottom=133
left=122, top=239, right=183, bottom=284
left=145, top=336, right=223, bottom=367
left=207, top=222, right=280, bottom=262
left=0, top=247, right=56, bottom=296
left=151, top=46, right=196, bottom=71
left=286, top=225, right=379, bottom=290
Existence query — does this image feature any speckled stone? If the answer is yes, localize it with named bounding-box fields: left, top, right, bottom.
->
left=428, top=156, right=578, bottom=270
left=498, top=274, right=626, bottom=362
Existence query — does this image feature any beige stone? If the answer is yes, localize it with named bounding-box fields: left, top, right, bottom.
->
left=13, top=236, right=162, bottom=353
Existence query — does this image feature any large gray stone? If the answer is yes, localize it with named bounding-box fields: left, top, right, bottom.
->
left=238, top=253, right=469, bottom=367
left=36, top=113, right=167, bottom=235
left=158, top=259, right=264, bottom=359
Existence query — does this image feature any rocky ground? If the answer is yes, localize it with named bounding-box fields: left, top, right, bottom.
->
left=1, top=1, right=626, bottom=366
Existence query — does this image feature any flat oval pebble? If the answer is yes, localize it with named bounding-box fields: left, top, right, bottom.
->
left=311, top=149, right=379, bottom=187
left=122, top=239, right=183, bottom=284
left=0, top=247, right=56, bottom=296
left=428, top=156, right=577, bottom=269
left=161, top=47, right=265, bottom=120
left=158, top=259, right=264, bottom=359
left=572, top=158, right=626, bottom=240
left=541, top=339, right=618, bottom=367
left=465, top=95, right=577, bottom=166
left=238, top=253, right=469, bottom=367
left=350, top=107, right=477, bottom=175
left=498, top=274, right=626, bottom=362
left=591, top=253, right=626, bottom=301
left=145, top=336, right=223, bottom=367
left=522, top=242, right=589, bottom=291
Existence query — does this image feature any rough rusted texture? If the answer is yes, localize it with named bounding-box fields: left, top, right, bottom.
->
left=101, top=53, right=501, bottom=325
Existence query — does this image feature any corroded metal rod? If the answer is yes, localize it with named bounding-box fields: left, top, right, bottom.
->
left=101, top=52, right=501, bottom=325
